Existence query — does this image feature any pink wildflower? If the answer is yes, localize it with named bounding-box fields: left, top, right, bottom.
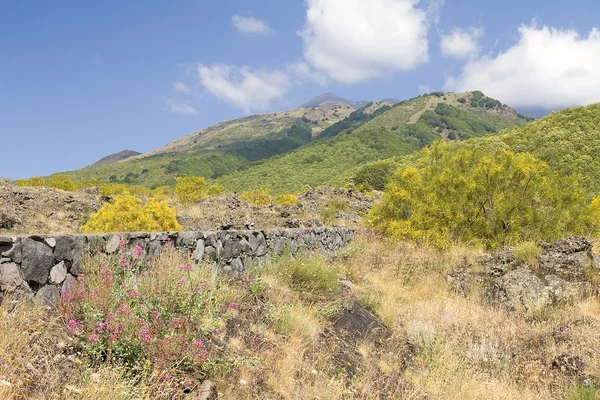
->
left=133, top=245, right=144, bottom=259
left=136, top=328, right=152, bottom=344
left=89, top=333, right=99, bottom=343
left=67, top=319, right=82, bottom=334
left=127, top=290, right=138, bottom=297
left=181, top=263, right=193, bottom=272
left=107, top=311, right=115, bottom=319
left=177, top=278, right=186, bottom=286
left=151, top=310, right=160, bottom=320
left=120, top=258, right=129, bottom=269
left=118, top=239, right=127, bottom=250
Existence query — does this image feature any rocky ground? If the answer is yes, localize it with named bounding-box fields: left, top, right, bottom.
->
left=0, top=183, right=373, bottom=235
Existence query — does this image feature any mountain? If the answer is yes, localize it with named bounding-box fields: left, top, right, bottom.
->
left=300, top=93, right=369, bottom=110
left=216, top=91, right=531, bottom=192
left=353, top=102, right=600, bottom=197
left=91, top=150, right=141, bottom=167
left=62, top=91, right=529, bottom=190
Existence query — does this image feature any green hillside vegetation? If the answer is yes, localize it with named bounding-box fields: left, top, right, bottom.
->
left=218, top=93, right=530, bottom=193
left=356, top=103, right=600, bottom=196
left=64, top=105, right=353, bottom=187
left=369, top=143, right=594, bottom=249
left=54, top=91, right=528, bottom=193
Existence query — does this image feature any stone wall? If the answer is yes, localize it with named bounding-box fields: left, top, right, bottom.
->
left=0, top=227, right=355, bottom=307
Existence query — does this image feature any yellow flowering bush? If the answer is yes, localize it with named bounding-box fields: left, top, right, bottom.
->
left=82, top=193, right=181, bottom=233
left=274, top=193, right=298, bottom=207
left=239, top=188, right=272, bottom=206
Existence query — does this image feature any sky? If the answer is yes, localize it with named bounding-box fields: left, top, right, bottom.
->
left=1, top=0, right=600, bottom=179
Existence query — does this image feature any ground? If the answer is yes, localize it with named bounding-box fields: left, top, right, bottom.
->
left=1, top=235, right=599, bottom=399
left=0, top=183, right=373, bottom=235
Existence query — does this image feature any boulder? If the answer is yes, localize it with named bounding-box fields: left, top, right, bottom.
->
left=487, top=267, right=551, bottom=311
left=21, top=238, right=54, bottom=285
left=49, top=261, right=68, bottom=285
left=0, top=262, right=22, bottom=290
left=34, top=285, right=60, bottom=308
left=194, top=239, right=205, bottom=262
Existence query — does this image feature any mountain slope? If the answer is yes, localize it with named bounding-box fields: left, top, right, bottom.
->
left=354, top=102, right=600, bottom=196
left=92, top=150, right=141, bottom=166
left=300, top=93, right=369, bottom=109
left=216, top=92, right=531, bottom=193
left=65, top=105, right=354, bottom=187
left=63, top=91, right=528, bottom=190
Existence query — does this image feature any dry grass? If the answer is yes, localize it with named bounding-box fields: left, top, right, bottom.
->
left=2, top=233, right=600, bottom=399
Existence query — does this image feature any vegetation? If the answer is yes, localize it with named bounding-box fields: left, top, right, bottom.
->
left=239, top=188, right=272, bottom=206
left=82, top=193, right=181, bottom=233
left=3, top=235, right=599, bottom=399
left=15, top=174, right=99, bottom=192
left=174, top=176, right=222, bottom=205
left=369, top=143, right=595, bottom=248
left=218, top=93, right=529, bottom=193
left=274, top=193, right=298, bottom=207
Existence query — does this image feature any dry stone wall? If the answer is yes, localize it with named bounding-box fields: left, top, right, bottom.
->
left=0, top=227, right=355, bottom=307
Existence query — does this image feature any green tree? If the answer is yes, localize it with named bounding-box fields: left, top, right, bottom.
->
left=369, top=142, right=595, bottom=249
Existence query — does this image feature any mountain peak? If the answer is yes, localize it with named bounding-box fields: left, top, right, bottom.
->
left=91, top=150, right=141, bottom=167
left=300, top=93, right=369, bottom=110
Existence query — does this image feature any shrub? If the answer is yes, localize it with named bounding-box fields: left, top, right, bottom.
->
left=82, top=193, right=181, bottom=233
left=175, top=176, right=209, bottom=205
left=14, top=176, right=46, bottom=187
left=274, top=194, right=298, bottom=207
left=206, top=183, right=224, bottom=197
left=239, top=188, right=272, bottom=206
left=46, top=174, right=77, bottom=191
left=58, top=242, right=231, bottom=383
left=369, top=142, right=596, bottom=249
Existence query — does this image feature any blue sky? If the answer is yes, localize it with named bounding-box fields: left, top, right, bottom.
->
left=1, top=0, right=600, bottom=179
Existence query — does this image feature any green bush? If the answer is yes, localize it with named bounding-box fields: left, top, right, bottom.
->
left=369, top=142, right=596, bottom=249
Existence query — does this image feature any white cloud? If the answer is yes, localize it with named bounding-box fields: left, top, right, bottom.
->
left=231, top=15, right=271, bottom=35
left=440, top=27, right=483, bottom=59
left=172, top=81, right=191, bottom=93
left=418, top=84, right=432, bottom=94
left=166, top=99, right=197, bottom=115
left=300, top=0, right=430, bottom=83
left=286, top=61, right=328, bottom=86
left=445, top=24, right=600, bottom=109
left=196, top=64, right=290, bottom=113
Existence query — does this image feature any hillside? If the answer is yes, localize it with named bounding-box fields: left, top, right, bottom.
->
left=61, top=91, right=528, bottom=191
left=91, top=150, right=141, bottom=166
left=358, top=102, right=600, bottom=197
left=300, top=92, right=369, bottom=109
left=217, top=91, right=531, bottom=192
left=65, top=103, right=355, bottom=187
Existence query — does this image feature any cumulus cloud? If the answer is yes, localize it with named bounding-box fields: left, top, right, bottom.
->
left=196, top=64, right=290, bottom=113
left=172, top=81, right=191, bottom=93
left=445, top=24, right=600, bottom=109
left=231, top=15, right=271, bottom=34
left=166, top=99, right=197, bottom=115
left=440, top=27, right=483, bottom=59
left=300, top=0, right=430, bottom=83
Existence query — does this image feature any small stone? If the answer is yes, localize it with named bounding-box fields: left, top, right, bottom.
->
left=194, top=239, right=205, bottom=261
left=230, top=257, right=244, bottom=272
left=45, top=237, right=57, bottom=248
left=105, top=235, right=121, bottom=253
left=0, top=262, right=22, bottom=290
left=49, top=261, right=67, bottom=285
left=340, top=279, right=354, bottom=291
left=197, top=380, right=218, bottom=400
left=34, top=285, right=60, bottom=308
